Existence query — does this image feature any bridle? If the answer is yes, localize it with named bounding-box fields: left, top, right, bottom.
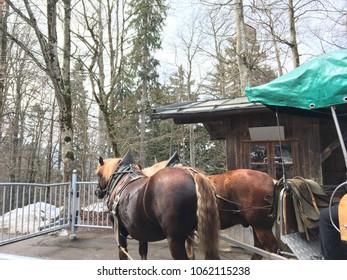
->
left=96, top=164, right=136, bottom=199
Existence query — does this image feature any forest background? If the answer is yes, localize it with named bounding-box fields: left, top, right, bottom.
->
left=0, top=0, right=346, bottom=183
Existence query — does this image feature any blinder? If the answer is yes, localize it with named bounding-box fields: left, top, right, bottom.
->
left=95, top=173, right=108, bottom=199
left=95, top=186, right=107, bottom=199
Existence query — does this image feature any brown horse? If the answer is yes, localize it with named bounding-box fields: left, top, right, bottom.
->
left=143, top=155, right=281, bottom=260
left=95, top=151, right=220, bottom=260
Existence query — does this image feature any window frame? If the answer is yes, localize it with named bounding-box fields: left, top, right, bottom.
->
left=242, top=140, right=299, bottom=179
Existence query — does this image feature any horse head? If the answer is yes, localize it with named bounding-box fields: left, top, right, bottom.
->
left=95, top=151, right=136, bottom=199
left=95, top=156, right=122, bottom=199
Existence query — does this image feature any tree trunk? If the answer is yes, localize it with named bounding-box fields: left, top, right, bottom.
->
left=61, top=0, right=73, bottom=182
left=0, top=0, right=8, bottom=133
left=97, top=0, right=107, bottom=156
left=33, top=0, right=74, bottom=182
left=46, top=100, right=56, bottom=183
left=268, top=11, right=283, bottom=76
left=3, top=1, right=74, bottom=182
left=288, top=0, right=300, bottom=68
left=139, top=52, right=148, bottom=167
left=10, top=78, right=21, bottom=182
left=235, top=0, right=250, bottom=96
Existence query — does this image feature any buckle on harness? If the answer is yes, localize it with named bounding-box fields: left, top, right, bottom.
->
left=112, top=195, right=121, bottom=215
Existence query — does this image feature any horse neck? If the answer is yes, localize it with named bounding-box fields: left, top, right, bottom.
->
left=142, top=160, right=169, bottom=176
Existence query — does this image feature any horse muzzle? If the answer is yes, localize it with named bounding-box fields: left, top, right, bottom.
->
left=95, top=187, right=107, bottom=199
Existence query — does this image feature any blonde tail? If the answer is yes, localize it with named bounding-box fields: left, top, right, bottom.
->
left=194, top=172, right=220, bottom=260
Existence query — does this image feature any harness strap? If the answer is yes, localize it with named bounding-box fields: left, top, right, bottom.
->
left=107, top=165, right=134, bottom=195
left=215, top=194, right=272, bottom=213
left=106, top=164, right=146, bottom=260
left=292, top=176, right=320, bottom=215
left=109, top=171, right=145, bottom=215
left=112, top=216, right=134, bottom=260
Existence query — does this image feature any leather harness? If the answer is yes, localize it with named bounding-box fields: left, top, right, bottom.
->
left=105, top=164, right=146, bottom=215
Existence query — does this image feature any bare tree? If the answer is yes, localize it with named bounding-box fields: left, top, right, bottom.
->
left=200, top=0, right=251, bottom=95
left=234, top=0, right=250, bottom=94
left=287, top=0, right=300, bottom=67
left=75, top=0, right=132, bottom=157
left=3, top=0, right=74, bottom=181
left=0, top=0, right=9, bottom=133
left=173, top=12, right=208, bottom=166
left=248, top=0, right=346, bottom=71
left=197, top=4, right=237, bottom=98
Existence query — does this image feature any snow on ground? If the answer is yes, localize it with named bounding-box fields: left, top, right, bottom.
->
left=1, top=202, right=65, bottom=234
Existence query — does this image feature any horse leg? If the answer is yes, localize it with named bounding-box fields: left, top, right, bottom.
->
left=251, top=230, right=264, bottom=260
left=167, top=238, right=188, bottom=260
left=139, top=242, right=148, bottom=260
left=109, top=215, right=127, bottom=260
left=118, top=221, right=130, bottom=260
left=186, top=231, right=195, bottom=260
left=252, top=227, right=280, bottom=260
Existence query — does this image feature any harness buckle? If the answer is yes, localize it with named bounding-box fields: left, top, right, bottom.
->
left=111, top=194, right=121, bottom=215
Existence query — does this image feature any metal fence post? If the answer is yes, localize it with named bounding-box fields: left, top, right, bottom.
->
left=70, top=170, right=79, bottom=240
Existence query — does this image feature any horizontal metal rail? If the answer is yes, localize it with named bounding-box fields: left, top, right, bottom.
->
left=219, top=234, right=288, bottom=260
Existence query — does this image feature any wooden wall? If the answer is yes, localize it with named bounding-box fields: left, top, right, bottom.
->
left=210, top=112, right=333, bottom=184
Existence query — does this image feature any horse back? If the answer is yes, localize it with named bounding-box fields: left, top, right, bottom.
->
left=209, top=169, right=275, bottom=229
left=209, top=169, right=274, bottom=199
left=143, top=167, right=198, bottom=231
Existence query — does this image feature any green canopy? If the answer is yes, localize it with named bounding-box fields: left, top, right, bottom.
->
left=246, top=49, right=347, bottom=169
left=245, top=49, right=347, bottom=110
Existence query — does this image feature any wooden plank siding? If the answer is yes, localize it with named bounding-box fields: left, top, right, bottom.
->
left=206, top=112, right=338, bottom=184
left=151, top=97, right=347, bottom=186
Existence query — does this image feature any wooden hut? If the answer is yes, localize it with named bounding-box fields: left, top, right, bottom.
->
left=151, top=96, right=347, bottom=187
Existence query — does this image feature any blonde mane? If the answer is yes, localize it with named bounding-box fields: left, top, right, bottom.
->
left=96, top=158, right=122, bottom=181
left=142, top=160, right=182, bottom=177
left=142, top=160, right=169, bottom=176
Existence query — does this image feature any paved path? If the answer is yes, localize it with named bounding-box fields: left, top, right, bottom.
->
left=0, top=228, right=252, bottom=260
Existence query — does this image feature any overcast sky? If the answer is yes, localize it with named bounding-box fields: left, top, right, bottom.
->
left=156, top=0, right=200, bottom=81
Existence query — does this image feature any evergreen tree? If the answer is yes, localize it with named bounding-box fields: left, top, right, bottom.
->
left=127, top=0, right=167, bottom=166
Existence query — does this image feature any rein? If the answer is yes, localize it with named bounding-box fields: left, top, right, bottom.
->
left=216, top=194, right=272, bottom=213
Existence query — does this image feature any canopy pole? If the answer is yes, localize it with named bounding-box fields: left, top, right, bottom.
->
left=331, top=106, right=347, bottom=171
left=275, top=107, right=286, bottom=181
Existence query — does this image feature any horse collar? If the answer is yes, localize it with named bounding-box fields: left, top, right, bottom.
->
left=106, top=164, right=146, bottom=216
left=106, top=164, right=134, bottom=195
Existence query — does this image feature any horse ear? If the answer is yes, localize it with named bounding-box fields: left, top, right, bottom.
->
left=99, top=156, right=104, bottom=165
left=167, top=151, right=180, bottom=167
left=121, top=150, right=134, bottom=165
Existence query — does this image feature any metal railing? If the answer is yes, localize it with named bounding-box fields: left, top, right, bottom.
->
left=70, top=170, right=112, bottom=239
left=0, top=181, right=71, bottom=245
left=0, top=170, right=112, bottom=246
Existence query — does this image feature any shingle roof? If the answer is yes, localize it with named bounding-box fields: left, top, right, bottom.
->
left=151, top=96, right=266, bottom=121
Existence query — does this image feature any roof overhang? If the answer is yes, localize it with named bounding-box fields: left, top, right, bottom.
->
left=151, top=96, right=270, bottom=124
